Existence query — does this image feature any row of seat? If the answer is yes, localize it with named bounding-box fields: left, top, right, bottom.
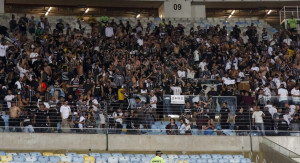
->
left=0, top=152, right=252, bottom=163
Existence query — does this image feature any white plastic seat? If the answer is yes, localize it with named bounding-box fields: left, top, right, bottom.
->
left=119, top=156, right=130, bottom=162
left=60, top=156, right=72, bottom=162
left=25, top=156, right=37, bottom=162
left=164, top=158, right=173, bottom=163
left=130, top=156, right=141, bottom=162
left=6, top=153, right=18, bottom=156
left=107, top=156, right=118, bottom=163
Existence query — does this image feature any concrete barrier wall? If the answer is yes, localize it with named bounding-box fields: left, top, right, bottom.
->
left=0, top=133, right=262, bottom=152
left=0, top=133, right=107, bottom=151
left=108, top=135, right=260, bottom=152
left=266, top=137, right=300, bottom=155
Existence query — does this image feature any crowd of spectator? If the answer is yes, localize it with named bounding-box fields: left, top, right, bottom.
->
left=0, top=14, right=299, bottom=135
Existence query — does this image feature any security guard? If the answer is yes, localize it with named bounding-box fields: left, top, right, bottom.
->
left=150, top=150, right=165, bottom=163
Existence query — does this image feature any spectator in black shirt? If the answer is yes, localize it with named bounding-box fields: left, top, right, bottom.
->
left=34, top=104, right=50, bottom=133
left=21, top=109, right=34, bottom=133
left=263, top=107, right=274, bottom=135
left=219, top=102, right=230, bottom=129
left=234, top=107, right=250, bottom=135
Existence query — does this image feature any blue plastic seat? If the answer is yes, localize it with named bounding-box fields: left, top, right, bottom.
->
left=100, top=153, right=111, bottom=158
left=30, top=152, right=42, bottom=157
left=197, top=158, right=208, bottom=163
left=230, top=158, right=241, bottom=163
left=190, top=155, right=200, bottom=159
left=179, top=155, right=189, bottom=159
left=111, top=153, right=122, bottom=157
left=188, top=158, right=198, bottom=163
left=72, top=156, right=84, bottom=162
left=241, top=158, right=251, bottom=163
left=130, top=157, right=141, bottom=162
left=13, top=155, right=26, bottom=162
left=89, top=153, right=101, bottom=157
left=201, top=154, right=211, bottom=159
left=123, top=154, right=134, bottom=158
left=19, top=153, right=31, bottom=157
left=49, top=156, right=60, bottom=162
left=142, top=157, right=151, bottom=163
left=0, top=151, right=5, bottom=156
left=218, top=158, right=229, bottom=163
left=207, top=158, right=219, bottom=163
left=145, top=154, right=155, bottom=158
left=38, top=156, right=49, bottom=162
left=161, top=154, right=168, bottom=159
left=95, top=156, right=107, bottom=162
left=211, top=154, right=222, bottom=159
left=223, top=155, right=233, bottom=159
left=134, top=154, right=145, bottom=158
left=233, top=155, right=244, bottom=159
left=66, top=152, right=78, bottom=157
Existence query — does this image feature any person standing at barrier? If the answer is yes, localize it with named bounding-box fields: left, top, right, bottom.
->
left=219, top=102, right=230, bottom=130
left=9, top=102, right=22, bottom=132
left=60, top=100, right=72, bottom=133
left=287, top=15, right=297, bottom=33
left=150, top=150, right=165, bottom=163
left=252, top=106, right=265, bottom=136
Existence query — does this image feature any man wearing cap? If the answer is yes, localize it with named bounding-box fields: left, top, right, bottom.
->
left=150, top=150, right=165, bottom=163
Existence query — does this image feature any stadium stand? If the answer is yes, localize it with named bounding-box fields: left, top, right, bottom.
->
left=0, top=11, right=299, bottom=137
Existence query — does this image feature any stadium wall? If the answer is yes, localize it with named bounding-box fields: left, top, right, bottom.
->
left=0, top=133, right=261, bottom=152
left=267, top=137, right=300, bottom=155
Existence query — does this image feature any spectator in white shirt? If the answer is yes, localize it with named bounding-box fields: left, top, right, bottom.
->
left=105, top=23, right=114, bottom=38
left=150, top=91, right=157, bottom=109
left=263, top=83, right=271, bottom=104
left=179, top=119, right=186, bottom=135
left=60, top=100, right=71, bottom=133
left=250, top=63, right=259, bottom=72
left=283, top=35, right=292, bottom=46
left=170, top=83, right=182, bottom=95
left=4, top=90, right=14, bottom=108
left=291, top=85, right=300, bottom=105
left=278, top=84, right=289, bottom=108
left=252, top=106, right=265, bottom=136
left=177, top=67, right=186, bottom=78
left=198, top=59, right=207, bottom=71
left=193, top=48, right=200, bottom=63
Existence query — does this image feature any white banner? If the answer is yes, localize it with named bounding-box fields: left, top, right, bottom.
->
left=171, top=95, right=185, bottom=104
